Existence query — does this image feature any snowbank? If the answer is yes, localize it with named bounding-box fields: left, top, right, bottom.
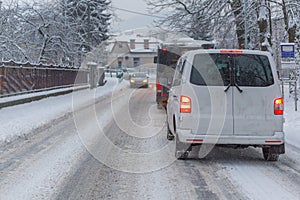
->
left=284, top=93, right=300, bottom=148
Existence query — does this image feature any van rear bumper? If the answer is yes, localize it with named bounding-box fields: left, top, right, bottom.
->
left=177, top=129, right=285, bottom=145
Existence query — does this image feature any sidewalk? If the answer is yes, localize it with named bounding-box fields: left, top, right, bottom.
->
left=0, top=78, right=127, bottom=144
left=0, top=85, right=89, bottom=109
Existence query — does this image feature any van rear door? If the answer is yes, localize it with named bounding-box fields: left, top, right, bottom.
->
left=232, top=53, right=281, bottom=136
left=189, top=53, right=234, bottom=136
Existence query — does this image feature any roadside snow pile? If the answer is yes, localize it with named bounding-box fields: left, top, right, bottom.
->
left=0, top=78, right=127, bottom=145
left=284, top=96, right=300, bottom=148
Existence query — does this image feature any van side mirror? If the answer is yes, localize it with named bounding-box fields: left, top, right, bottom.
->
left=277, top=71, right=281, bottom=80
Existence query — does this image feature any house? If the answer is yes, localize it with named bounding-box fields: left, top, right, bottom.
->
left=107, top=30, right=161, bottom=69
left=107, top=27, right=215, bottom=70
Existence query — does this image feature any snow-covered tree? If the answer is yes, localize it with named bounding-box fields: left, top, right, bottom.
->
left=14, top=1, right=66, bottom=64
left=0, top=0, right=111, bottom=66
left=257, top=0, right=272, bottom=52
left=146, top=0, right=260, bottom=49
left=65, top=0, right=111, bottom=51
left=0, top=2, right=31, bottom=62
left=147, top=0, right=231, bottom=45
left=146, top=0, right=299, bottom=52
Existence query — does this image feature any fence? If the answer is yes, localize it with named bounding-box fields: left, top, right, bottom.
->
left=0, top=61, right=89, bottom=97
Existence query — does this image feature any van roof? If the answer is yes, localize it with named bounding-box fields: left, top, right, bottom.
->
left=184, top=49, right=271, bottom=57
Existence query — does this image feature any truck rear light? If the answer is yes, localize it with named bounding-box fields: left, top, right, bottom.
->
left=274, top=97, right=284, bottom=115
left=157, top=82, right=162, bottom=93
left=180, top=96, right=191, bottom=113
left=157, top=83, right=162, bottom=90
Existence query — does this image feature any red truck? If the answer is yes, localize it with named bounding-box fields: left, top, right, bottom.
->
left=156, top=40, right=214, bottom=109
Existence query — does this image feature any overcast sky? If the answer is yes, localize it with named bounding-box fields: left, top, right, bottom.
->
left=110, top=0, right=156, bottom=32
left=0, top=0, right=156, bottom=32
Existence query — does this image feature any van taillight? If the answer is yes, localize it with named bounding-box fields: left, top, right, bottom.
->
left=274, top=98, right=284, bottom=115
left=180, top=96, right=191, bottom=113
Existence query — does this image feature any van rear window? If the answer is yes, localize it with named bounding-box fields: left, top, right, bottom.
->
left=190, top=53, right=274, bottom=87
left=234, top=54, right=274, bottom=86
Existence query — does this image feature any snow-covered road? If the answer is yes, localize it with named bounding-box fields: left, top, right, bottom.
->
left=0, top=79, right=300, bottom=199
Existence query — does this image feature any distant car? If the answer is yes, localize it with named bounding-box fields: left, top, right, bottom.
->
left=167, top=49, right=285, bottom=161
left=130, top=72, right=149, bottom=88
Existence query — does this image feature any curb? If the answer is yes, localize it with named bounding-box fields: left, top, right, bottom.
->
left=0, top=86, right=90, bottom=109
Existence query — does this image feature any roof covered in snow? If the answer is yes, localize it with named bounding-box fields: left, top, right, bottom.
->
left=107, top=27, right=215, bottom=54
left=107, top=28, right=163, bottom=53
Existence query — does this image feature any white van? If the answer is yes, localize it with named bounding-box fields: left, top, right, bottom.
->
left=166, top=49, right=285, bottom=161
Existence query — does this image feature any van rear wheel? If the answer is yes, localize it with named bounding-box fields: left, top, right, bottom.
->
left=167, top=124, right=174, bottom=141
left=262, top=147, right=279, bottom=161
left=175, top=136, right=191, bottom=160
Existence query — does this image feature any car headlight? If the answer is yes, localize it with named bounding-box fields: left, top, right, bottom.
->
left=130, top=80, right=135, bottom=83
left=143, top=79, right=147, bottom=83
